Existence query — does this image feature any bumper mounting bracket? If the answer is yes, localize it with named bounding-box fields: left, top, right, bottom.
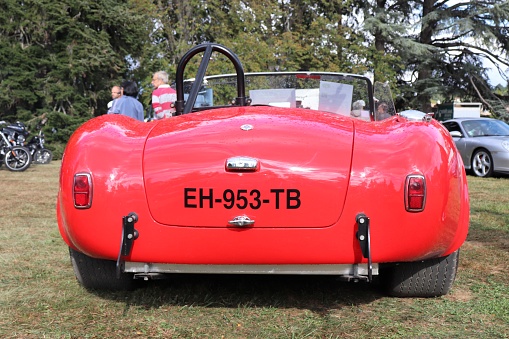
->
left=116, top=212, right=139, bottom=278
left=355, top=213, right=373, bottom=282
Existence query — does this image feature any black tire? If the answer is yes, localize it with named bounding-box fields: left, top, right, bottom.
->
left=379, top=250, right=460, bottom=297
left=4, top=146, right=31, bottom=171
left=471, top=148, right=493, bottom=177
left=33, top=148, right=53, bottom=164
left=69, top=248, right=139, bottom=291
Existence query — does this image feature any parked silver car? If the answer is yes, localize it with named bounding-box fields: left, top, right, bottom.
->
left=443, top=118, right=509, bottom=177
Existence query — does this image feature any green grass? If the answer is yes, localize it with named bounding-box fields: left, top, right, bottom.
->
left=0, top=163, right=508, bottom=338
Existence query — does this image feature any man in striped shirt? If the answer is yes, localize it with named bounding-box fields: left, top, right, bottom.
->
left=151, top=71, right=177, bottom=119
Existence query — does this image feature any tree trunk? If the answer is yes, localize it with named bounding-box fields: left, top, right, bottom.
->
left=417, top=0, right=436, bottom=113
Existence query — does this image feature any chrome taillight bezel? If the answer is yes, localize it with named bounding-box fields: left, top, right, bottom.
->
left=405, top=174, right=426, bottom=212
left=73, top=173, right=93, bottom=209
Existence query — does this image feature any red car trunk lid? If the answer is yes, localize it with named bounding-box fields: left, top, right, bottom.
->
left=143, top=107, right=354, bottom=228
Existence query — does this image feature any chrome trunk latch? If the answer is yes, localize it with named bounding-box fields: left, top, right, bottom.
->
left=225, top=156, right=259, bottom=172
left=228, top=215, right=255, bottom=227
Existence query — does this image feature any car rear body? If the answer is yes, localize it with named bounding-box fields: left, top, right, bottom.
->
left=57, top=43, right=469, bottom=295
left=58, top=108, right=468, bottom=264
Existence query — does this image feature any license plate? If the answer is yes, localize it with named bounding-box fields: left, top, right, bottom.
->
left=184, top=188, right=301, bottom=209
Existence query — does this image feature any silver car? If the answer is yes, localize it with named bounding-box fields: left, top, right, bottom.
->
left=443, top=118, right=509, bottom=177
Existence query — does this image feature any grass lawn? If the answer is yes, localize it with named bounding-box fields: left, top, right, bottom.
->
left=0, top=161, right=507, bottom=338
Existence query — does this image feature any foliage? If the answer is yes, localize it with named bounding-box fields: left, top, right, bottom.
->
left=356, top=0, right=509, bottom=114
left=43, top=112, right=90, bottom=158
left=1, top=0, right=508, bottom=149
left=0, top=0, right=156, bottom=119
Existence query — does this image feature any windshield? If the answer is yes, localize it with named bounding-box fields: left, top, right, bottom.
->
left=461, top=119, right=509, bottom=137
left=183, top=72, right=376, bottom=121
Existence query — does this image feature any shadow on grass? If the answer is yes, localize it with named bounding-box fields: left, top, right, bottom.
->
left=468, top=207, right=509, bottom=253
left=465, top=171, right=509, bottom=179
left=93, top=274, right=383, bottom=314
left=466, top=226, right=509, bottom=253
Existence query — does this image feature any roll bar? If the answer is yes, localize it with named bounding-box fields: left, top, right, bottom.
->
left=174, top=43, right=249, bottom=115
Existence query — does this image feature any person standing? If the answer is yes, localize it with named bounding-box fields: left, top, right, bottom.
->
left=108, top=80, right=144, bottom=121
left=107, top=85, right=122, bottom=110
left=151, top=71, right=177, bottom=119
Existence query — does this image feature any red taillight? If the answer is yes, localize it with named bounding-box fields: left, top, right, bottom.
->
left=74, top=173, right=92, bottom=208
left=405, top=175, right=425, bottom=212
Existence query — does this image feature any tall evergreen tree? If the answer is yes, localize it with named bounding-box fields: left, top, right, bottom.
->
left=0, top=0, right=156, bottom=120
left=353, top=0, right=509, bottom=115
left=409, top=0, right=509, bottom=114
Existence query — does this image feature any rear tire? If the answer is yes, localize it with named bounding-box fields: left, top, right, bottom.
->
left=4, top=146, right=31, bottom=171
left=69, top=248, right=139, bottom=291
left=379, top=250, right=459, bottom=297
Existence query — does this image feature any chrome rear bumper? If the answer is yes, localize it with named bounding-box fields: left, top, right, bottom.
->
left=124, top=262, right=378, bottom=280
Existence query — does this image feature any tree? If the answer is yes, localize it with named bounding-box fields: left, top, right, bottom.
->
left=2, top=0, right=508, bottom=140
left=0, top=0, right=156, bottom=120
left=148, top=0, right=365, bottom=75
left=411, top=0, right=509, bottom=115
left=353, top=0, right=509, bottom=116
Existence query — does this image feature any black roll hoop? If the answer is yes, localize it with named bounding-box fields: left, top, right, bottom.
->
left=174, top=43, right=249, bottom=115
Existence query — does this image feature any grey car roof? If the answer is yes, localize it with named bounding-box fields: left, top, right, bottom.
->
left=443, top=117, right=495, bottom=123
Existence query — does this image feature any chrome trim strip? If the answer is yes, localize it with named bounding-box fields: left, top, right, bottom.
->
left=124, top=263, right=379, bottom=276
left=185, top=71, right=370, bottom=83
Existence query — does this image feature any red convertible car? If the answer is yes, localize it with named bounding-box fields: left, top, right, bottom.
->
left=57, top=43, right=469, bottom=297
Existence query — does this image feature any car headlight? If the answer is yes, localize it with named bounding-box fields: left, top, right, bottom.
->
left=502, top=141, right=509, bottom=152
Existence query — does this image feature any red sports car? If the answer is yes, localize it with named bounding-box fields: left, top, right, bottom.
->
left=57, top=43, right=469, bottom=297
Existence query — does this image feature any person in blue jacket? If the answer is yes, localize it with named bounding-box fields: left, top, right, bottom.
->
left=108, top=80, right=144, bottom=121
